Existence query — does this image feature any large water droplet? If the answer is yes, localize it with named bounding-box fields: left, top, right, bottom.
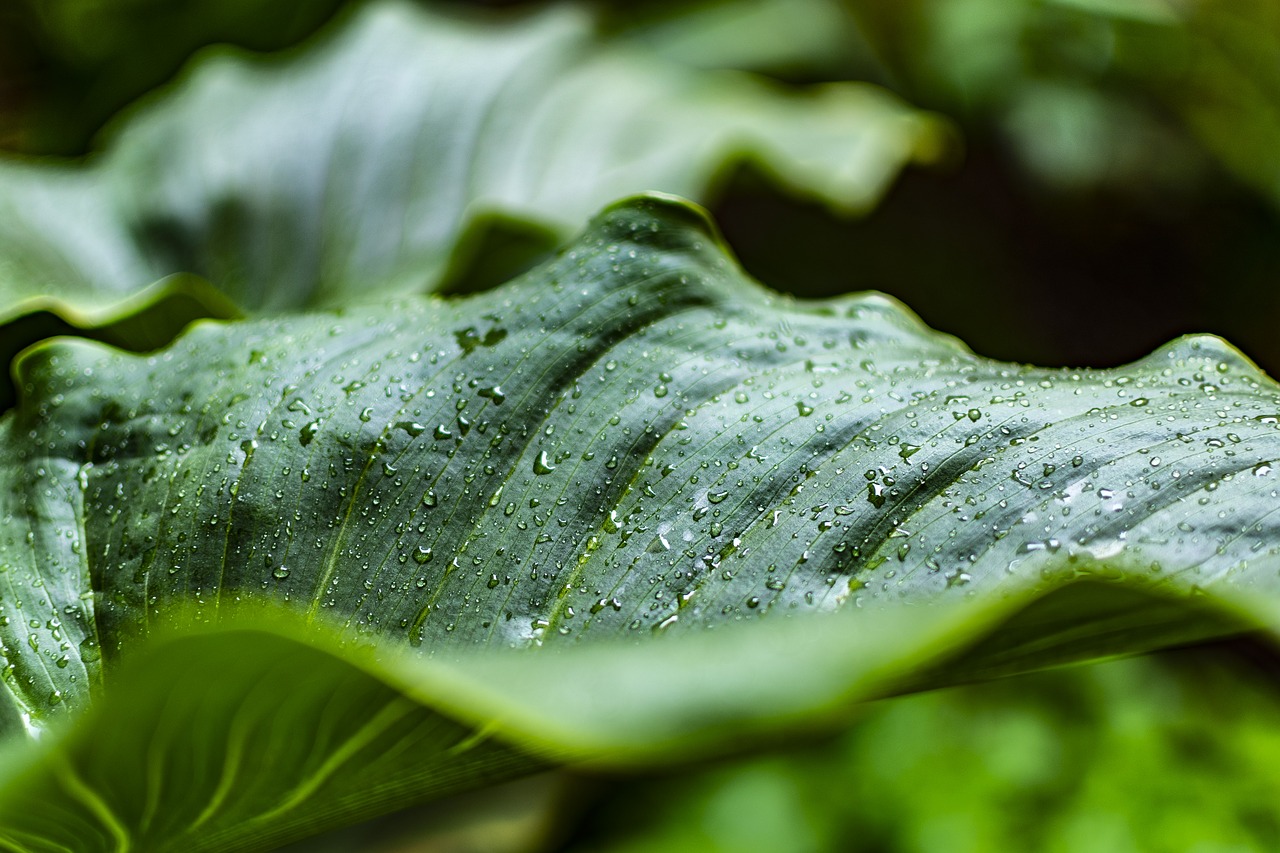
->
left=533, top=451, right=556, bottom=475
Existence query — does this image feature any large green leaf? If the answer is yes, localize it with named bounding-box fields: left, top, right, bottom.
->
left=0, top=0, right=938, bottom=330
left=1, top=193, right=1280, bottom=848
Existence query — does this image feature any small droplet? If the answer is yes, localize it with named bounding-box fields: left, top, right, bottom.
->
left=78, top=637, right=101, bottom=663
left=478, top=385, right=506, bottom=405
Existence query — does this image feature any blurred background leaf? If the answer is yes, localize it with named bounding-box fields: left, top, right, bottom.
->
left=821, top=0, right=1280, bottom=374
left=0, top=0, right=940, bottom=413
left=8, top=0, right=1280, bottom=375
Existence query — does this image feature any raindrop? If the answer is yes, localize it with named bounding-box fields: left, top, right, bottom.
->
left=299, top=421, right=321, bottom=447
left=533, top=451, right=556, bottom=475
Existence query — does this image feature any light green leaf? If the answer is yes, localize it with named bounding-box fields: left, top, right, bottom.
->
left=0, top=0, right=940, bottom=328
left=0, top=617, right=547, bottom=853
left=611, top=0, right=869, bottom=78
left=2, top=193, right=1280, bottom=847
left=0, top=583, right=1257, bottom=852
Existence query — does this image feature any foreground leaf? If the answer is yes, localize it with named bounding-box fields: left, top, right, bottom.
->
left=0, top=614, right=546, bottom=853
left=0, top=584, right=1257, bottom=852
left=0, top=0, right=939, bottom=330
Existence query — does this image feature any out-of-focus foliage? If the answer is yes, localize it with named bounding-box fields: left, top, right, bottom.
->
left=714, top=0, right=1280, bottom=377
left=565, top=648, right=1280, bottom=853
left=0, top=0, right=937, bottom=334
left=849, top=0, right=1280, bottom=201
left=0, top=0, right=940, bottom=416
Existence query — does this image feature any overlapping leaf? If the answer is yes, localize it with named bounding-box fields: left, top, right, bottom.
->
left=0, top=583, right=1261, bottom=853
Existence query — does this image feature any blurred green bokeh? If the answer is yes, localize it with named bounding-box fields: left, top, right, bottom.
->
left=564, top=648, right=1280, bottom=853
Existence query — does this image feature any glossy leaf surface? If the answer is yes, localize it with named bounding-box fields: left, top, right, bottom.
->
left=4, top=191, right=1280, bottom=712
